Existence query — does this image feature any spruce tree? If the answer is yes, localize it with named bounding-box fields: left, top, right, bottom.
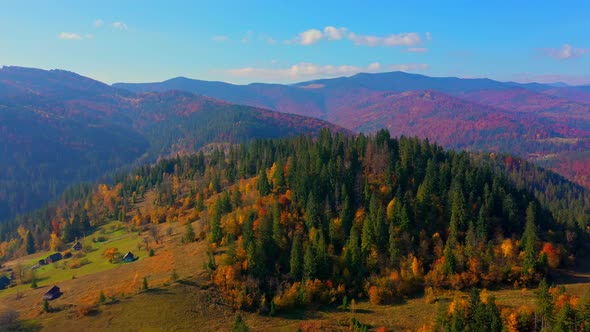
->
left=361, top=216, right=374, bottom=255
left=210, top=199, right=222, bottom=244
left=554, top=302, right=576, bottom=332
left=289, top=234, right=302, bottom=280
left=536, top=278, right=554, bottom=330
left=25, top=231, right=35, bottom=254
left=257, top=170, right=270, bottom=196
left=388, top=223, right=400, bottom=267
left=340, top=192, right=353, bottom=238
left=522, top=202, right=538, bottom=275
left=303, top=244, right=316, bottom=280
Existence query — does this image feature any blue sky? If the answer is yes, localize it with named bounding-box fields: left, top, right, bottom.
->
left=1, top=0, right=589, bottom=85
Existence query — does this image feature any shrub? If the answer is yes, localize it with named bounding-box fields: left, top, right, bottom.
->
left=99, top=290, right=106, bottom=304
left=232, top=314, right=250, bottom=332
left=43, top=299, right=50, bottom=313
left=77, top=304, right=97, bottom=317
left=425, top=287, right=438, bottom=304
left=68, top=259, right=82, bottom=269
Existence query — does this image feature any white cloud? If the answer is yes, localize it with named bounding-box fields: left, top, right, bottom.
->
left=348, top=32, right=421, bottom=47
left=225, top=62, right=429, bottom=81
left=211, top=35, right=229, bottom=42
left=296, top=29, right=323, bottom=45
left=407, top=47, right=428, bottom=53
left=286, top=26, right=424, bottom=47
left=58, top=32, right=83, bottom=40
left=426, top=32, right=432, bottom=41
left=94, top=19, right=104, bottom=27
left=323, top=26, right=347, bottom=40
left=112, top=22, right=128, bottom=30
left=541, top=44, right=587, bottom=60
left=368, top=62, right=381, bottom=71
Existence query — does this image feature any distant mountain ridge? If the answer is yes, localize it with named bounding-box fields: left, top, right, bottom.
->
left=115, top=71, right=590, bottom=188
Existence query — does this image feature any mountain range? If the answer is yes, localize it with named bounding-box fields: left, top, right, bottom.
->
left=116, top=71, right=590, bottom=187
left=1, top=66, right=589, bottom=222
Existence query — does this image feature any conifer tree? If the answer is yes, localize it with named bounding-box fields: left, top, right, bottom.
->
left=271, top=201, right=283, bottom=249
left=554, top=302, right=576, bottom=332
left=388, top=223, right=400, bottom=267
left=536, top=278, right=554, bottom=330
left=25, top=231, right=35, bottom=254
left=522, top=202, right=538, bottom=275
left=257, top=169, right=270, bottom=196
left=210, top=199, right=222, bottom=244
left=340, top=192, right=354, bottom=237
left=303, top=244, right=316, bottom=280
left=289, top=234, right=302, bottom=280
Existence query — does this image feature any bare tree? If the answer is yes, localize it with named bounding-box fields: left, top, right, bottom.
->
left=149, top=225, right=161, bottom=245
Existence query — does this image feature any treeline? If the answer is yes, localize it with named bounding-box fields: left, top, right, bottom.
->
left=1, top=130, right=588, bottom=312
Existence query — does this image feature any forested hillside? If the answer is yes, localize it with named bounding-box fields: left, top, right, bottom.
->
left=0, top=67, right=343, bottom=222
left=2, top=131, right=588, bottom=313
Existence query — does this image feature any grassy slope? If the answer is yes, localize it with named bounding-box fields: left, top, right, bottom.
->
left=1, top=224, right=141, bottom=299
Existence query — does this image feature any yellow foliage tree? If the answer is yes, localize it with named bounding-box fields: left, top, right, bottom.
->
left=411, top=256, right=424, bottom=279
left=49, top=232, right=63, bottom=252
left=501, top=238, right=515, bottom=258
left=386, top=198, right=396, bottom=221
left=505, top=312, right=519, bottom=332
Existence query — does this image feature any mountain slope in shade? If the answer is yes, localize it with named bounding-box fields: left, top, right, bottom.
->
left=128, top=90, right=347, bottom=157
left=115, top=71, right=590, bottom=188
left=0, top=67, right=346, bottom=221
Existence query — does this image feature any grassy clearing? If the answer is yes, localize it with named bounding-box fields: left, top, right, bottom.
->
left=0, top=224, right=143, bottom=299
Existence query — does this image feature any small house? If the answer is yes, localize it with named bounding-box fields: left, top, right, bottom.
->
left=46, top=253, right=63, bottom=264
left=0, top=275, right=10, bottom=290
left=43, top=286, right=61, bottom=300
left=72, top=241, right=82, bottom=251
left=122, top=252, right=136, bottom=263
left=38, top=259, right=47, bottom=265
left=63, top=251, right=72, bottom=259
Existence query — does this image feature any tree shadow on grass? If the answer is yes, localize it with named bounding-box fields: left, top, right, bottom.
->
left=15, top=320, right=43, bottom=332
left=273, top=304, right=375, bottom=321
left=141, top=287, right=173, bottom=295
